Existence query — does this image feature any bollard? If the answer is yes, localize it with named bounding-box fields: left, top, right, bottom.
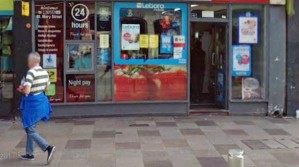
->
left=228, top=149, right=244, bottom=167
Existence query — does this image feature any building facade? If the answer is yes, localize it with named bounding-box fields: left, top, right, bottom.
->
left=10, top=0, right=286, bottom=117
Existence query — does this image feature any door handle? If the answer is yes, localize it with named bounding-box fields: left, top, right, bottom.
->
left=211, top=52, right=215, bottom=66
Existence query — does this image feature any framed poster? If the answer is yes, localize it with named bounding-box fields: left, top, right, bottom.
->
left=121, top=24, right=140, bottom=50
left=232, top=45, right=251, bottom=77
left=239, top=16, right=258, bottom=44
left=113, top=2, right=188, bottom=65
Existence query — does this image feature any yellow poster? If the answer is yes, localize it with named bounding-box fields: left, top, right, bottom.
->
left=139, top=34, right=149, bottom=48
left=21, top=1, right=30, bottom=17
left=46, top=69, right=57, bottom=83
left=99, top=34, right=109, bottom=48
left=149, top=35, right=159, bottom=48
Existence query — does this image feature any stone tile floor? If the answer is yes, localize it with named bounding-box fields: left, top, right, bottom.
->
left=0, top=116, right=299, bottom=167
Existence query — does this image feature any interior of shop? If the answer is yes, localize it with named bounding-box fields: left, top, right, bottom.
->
left=190, top=22, right=227, bottom=109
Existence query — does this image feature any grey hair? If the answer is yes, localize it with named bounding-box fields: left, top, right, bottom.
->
left=28, top=52, right=41, bottom=64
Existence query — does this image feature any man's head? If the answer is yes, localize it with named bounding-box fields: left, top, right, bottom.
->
left=28, top=52, right=41, bottom=68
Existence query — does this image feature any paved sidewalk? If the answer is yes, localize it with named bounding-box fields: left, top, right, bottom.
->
left=0, top=116, right=299, bottom=167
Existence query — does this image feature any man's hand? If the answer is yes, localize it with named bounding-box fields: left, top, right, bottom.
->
left=16, top=85, right=23, bottom=93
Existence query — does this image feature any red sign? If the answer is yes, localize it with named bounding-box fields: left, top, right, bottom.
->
left=213, top=0, right=269, bottom=3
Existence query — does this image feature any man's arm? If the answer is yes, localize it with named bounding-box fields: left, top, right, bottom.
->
left=22, top=70, right=34, bottom=95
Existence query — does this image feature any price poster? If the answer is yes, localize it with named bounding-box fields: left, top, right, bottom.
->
left=139, top=34, right=149, bottom=48
left=160, top=35, right=173, bottom=54
left=239, top=16, right=258, bottom=44
left=232, top=45, right=251, bottom=77
left=99, top=34, right=109, bottom=48
left=149, top=35, right=159, bottom=49
left=121, top=24, right=140, bottom=50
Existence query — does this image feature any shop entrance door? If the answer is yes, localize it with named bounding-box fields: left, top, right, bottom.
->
left=190, top=22, right=227, bottom=109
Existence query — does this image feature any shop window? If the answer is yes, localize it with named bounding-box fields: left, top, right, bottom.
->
left=231, top=5, right=266, bottom=100
left=66, top=2, right=95, bottom=40
left=66, top=43, right=94, bottom=72
left=190, top=4, right=228, bottom=19
left=35, top=2, right=64, bottom=103
left=0, top=17, right=13, bottom=101
left=113, top=3, right=188, bottom=101
left=96, top=2, right=112, bottom=101
left=114, top=3, right=188, bottom=65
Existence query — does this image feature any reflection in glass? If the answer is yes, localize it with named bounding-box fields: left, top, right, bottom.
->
left=67, top=44, right=93, bottom=71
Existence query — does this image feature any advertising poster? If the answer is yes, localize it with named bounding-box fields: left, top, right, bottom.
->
left=46, top=84, right=56, bottom=96
left=46, top=69, right=57, bottom=83
left=139, top=34, right=149, bottom=48
left=43, top=54, right=57, bottom=69
left=66, top=74, right=95, bottom=102
left=173, top=35, right=186, bottom=48
left=114, top=65, right=187, bottom=101
left=99, top=34, right=109, bottom=48
left=121, top=24, right=140, bottom=50
left=239, top=16, right=258, bottom=44
left=35, top=2, right=64, bottom=103
left=232, top=45, right=251, bottom=77
left=149, top=35, right=159, bottom=49
left=160, top=34, right=173, bottom=54
left=242, top=77, right=261, bottom=100
left=173, top=47, right=183, bottom=59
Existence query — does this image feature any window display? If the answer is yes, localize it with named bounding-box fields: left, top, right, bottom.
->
left=0, top=17, right=13, bottom=101
left=113, top=3, right=188, bottom=65
left=35, top=2, right=64, bottom=103
left=114, top=65, right=187, bottom=101
left=231, top=5, right=266, bottom=100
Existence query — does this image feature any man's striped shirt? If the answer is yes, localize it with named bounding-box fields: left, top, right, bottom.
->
left=24, top=66, right=50, bottom=94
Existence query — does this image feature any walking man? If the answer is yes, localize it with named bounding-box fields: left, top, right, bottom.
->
left=18, top=52, right=55, bottom=164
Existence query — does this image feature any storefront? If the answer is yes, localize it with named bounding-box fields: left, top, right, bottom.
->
left=13, top=0, right=286, bottom=117
left=0, top=0, right=13, bottom=117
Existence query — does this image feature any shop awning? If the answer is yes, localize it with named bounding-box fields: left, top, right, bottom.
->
left=0, top=0, right=14, bottom=16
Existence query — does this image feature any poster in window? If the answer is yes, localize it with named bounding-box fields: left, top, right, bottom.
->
left=242, top=77, right=261, bottom=100
left=43, top=54, right=57, bottom=69
left=160, top=34, right=173, bottom=54
left=35, top=1, right=64, bottom=103
left=232, top=45, right=251, bottom=77
left=46, top=84, right=56, bottom=96
left=46, top=69, right=57, bottom=83
left=99, top=34, right=109, bottom=48
left=66, top=74, right=95, bottom=102
left=239, top=16, right=258, bottom=44
left=140, top=34, right=149, bottom=48
left=121, top=24, right=140, bottom=50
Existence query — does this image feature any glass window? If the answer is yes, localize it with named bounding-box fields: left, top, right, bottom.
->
left=66, top=43, right=94, bottom=72
left=190, top=4, right=227, bottom=19
left=231, top=5, right=266, bottom=100
left=35, top=2, right=64, bottom=103
left=0, top=17, right=13, bottom=101
left=66, top=74, right=95, bottom=102
left=66, top=2, right=95, bottom=40
left=114, top=3, right=188, bottom=65
left=96, top=2, right=112, bottom=101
